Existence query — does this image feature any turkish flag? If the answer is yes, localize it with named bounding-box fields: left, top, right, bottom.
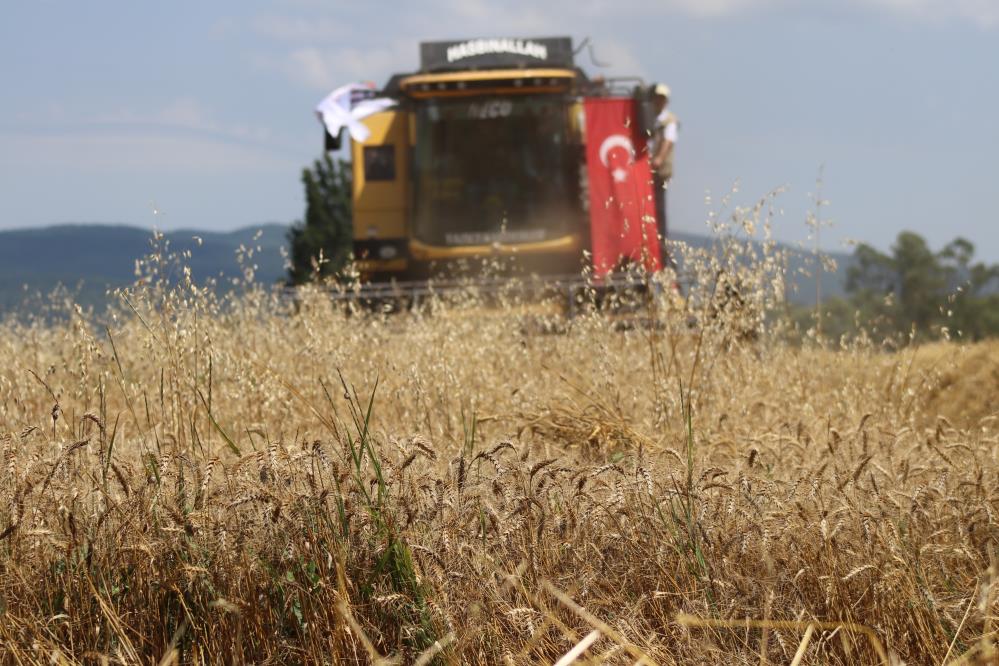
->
left=583, top=98, right=662, bottom=277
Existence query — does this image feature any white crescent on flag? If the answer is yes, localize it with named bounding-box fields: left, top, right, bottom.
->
left=598, top=134, right=635, bottom=182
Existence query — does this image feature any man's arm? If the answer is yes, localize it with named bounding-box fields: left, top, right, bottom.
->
left=651, top=139, right=673, bottom=168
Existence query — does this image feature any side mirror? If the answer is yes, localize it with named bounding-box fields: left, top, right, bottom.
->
left=636, top=97, right=657, bottom=140
left=324, top=128, right=342, bottom=152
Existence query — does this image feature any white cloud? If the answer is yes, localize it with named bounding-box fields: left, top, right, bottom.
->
left=284, top=48, right=335, bottom=91
left=250, top=14, right=352, bottom=43
left=0, top=132, right=291, bottom=172
left=95, top=97, right=210, bottom=130
left=4, top=97, right=291, bottom=180
left=430, top=0, right=558, bottom=32
left=90, top=97, right=274, bottom=144
left=157, top=98, right=211, bottom=129
left=250, top=2, right=650, bottom=90
left=247, top=0, right=996, bottom=92
left=426, top=0, right=775, bottom=25
left=854, top=0, right=999, bottom=28
left=610, top=0, right=999, bottom=25
left=257, top=43, right=413, bottom=92
left=656, top=0, right=999, bottom=26
left=660, top=0, right=782, bottom=17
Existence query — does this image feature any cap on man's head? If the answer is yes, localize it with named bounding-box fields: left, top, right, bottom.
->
left=653, top=83, right=671, bottom=99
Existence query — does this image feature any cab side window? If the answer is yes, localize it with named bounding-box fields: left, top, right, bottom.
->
left=364, top=146, right=396, bottom=181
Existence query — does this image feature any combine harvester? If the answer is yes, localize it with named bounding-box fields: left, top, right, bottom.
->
left=316, top=36, right=672, bottom=315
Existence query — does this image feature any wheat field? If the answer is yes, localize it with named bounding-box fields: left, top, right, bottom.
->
left=0, top=230, right=997, bottom=665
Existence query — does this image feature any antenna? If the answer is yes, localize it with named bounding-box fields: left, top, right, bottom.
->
left=573, top=37, right=612, bottom=68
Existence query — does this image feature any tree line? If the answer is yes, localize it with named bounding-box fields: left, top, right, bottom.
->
left=807, top=232, right=999, bottom=342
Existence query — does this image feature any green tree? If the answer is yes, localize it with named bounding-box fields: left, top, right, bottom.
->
left=846, top=231, right=999, bottom=341
left=938, top=237, right=999, bottom=340
left=286, top=154, right=353, bottom=285
left=845, top=241, right=900, bottom=333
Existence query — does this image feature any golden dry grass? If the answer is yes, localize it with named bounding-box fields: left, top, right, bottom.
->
left=0, top=234, right=997, bottom=664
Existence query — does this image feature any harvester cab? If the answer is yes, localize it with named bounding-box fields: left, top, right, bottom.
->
left=322, top=36, right=664, bottom=285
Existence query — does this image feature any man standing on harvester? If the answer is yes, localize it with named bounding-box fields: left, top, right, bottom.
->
left=649, top=83, right=678, bottom=260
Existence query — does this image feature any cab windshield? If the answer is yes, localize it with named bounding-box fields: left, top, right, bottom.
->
left=412, top=95, right=581, bottom=246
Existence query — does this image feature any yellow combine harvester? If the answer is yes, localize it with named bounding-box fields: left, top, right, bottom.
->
left=321, top=36, right=665, bottom=308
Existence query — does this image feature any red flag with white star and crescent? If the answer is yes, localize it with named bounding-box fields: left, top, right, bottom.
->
left=583, top=97, right=662, bottom=277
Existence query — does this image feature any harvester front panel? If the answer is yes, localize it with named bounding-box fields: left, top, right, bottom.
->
left=408, top=91, right=583, bottom=274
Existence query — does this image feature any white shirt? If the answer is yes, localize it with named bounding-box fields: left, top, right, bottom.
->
left=656, top=109, right=678, bottom=143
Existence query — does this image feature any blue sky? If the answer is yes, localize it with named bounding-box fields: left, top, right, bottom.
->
left=1, top=1, right=997, bottom=260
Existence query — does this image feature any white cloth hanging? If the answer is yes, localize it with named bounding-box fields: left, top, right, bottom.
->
left=315, top=83, right=395, bottom=143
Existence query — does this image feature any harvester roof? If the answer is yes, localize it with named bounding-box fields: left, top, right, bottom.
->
left=381, top=36, right=586, bottom=98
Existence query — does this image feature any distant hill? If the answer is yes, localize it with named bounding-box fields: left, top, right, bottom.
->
left=0, top=223, right=288, bottom=314
left=0, top=223, right=851, bottom=314
left=669, top=230, right=852, bottom=307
